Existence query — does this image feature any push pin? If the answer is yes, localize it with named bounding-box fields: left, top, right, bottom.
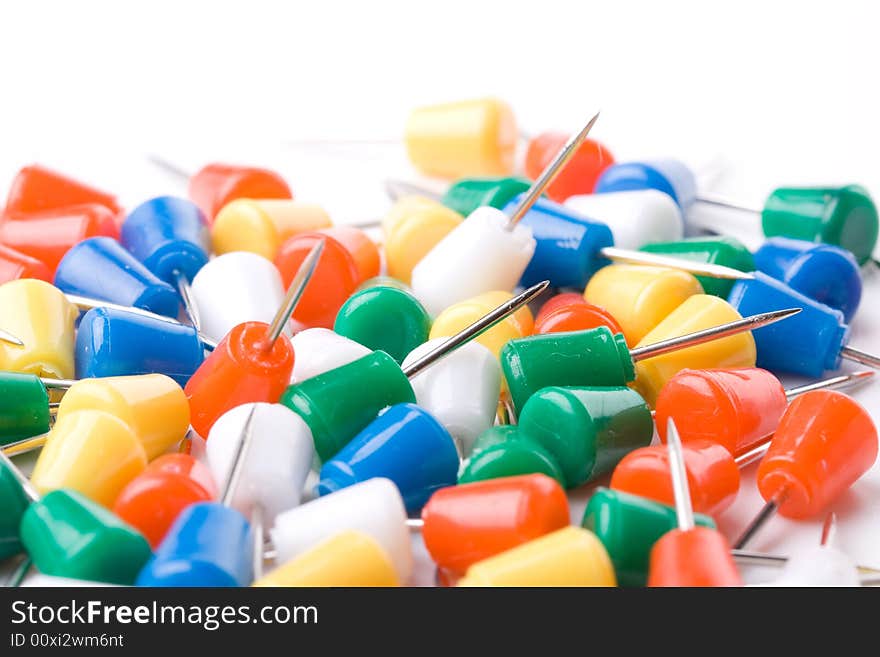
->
left=282, top=280, right=549, bottom=463
left=0, top=448, right=152, bottom=585
left=646, top=418, right=742, bottom=586
left=185, top=240, right=324, bottom=438
left=613, top=371, right=874, bottom=516
left=3, top=164, right=123, bottom=222
left=137, top=406, right=259, bottom=586
left=733, top=390, right=878, bottom=550
left=0, top=244, right=51, bottom=285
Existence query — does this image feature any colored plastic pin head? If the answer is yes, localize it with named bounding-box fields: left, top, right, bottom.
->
left=458, top=526, right=617, bottom=587
left=524, top=132, right=614, bottom=202
left=289, top=328, right=371, bottom=383
left=757, top=390, right=878, bottom=519
left=0, top=461, right=30, bottom=560
left=584, top=265, right=704, bottom=346
left=30, top=409, right=148, bottom=507
left=430, top=290, right=534, bottom=359
left=503, top=194, right=615, bottom=289
left=459, top=425, right=566, bottom=486
left=401, top=338, right=500, bottom=457
left=594, top=158, right=697, bottom=208
left=57, top=374, right=190, bottom=460
left=754, top=237, right=861, bottom=321
left=0, top=279, right=78, bottom=379
left=0, top=372, right=51, bottom=445
left=188, top=162, right=292, bottom=222
left=582, top=488, right=716, bottom=587
left=641, top=236, right=755, bottom=298
left=534, top=293, right=623, bottom=336
left=440, top=176, right=531, bottom=217
left=253, top=531, right=399, bottom=587
left=121, top=196, right=210, bottom=287
left=271, top=477, right=413, bottom=582
left=75, top=307, right=205, bottom=386
left=518, top=386, right=653, bottom=488
left=564, top=189, right=684, bottom=251
left=761, top=185, right=878, bottom=265
left=55, top=237, right=180, bottom=318
left=654, top=367, right=786, bottom=456
left=631, top=295, right=757, bottom=407
left=382, top=196, right=462, bottom=283
left=334, top=286, right=431, bottom=364
left=0, top=244, right=51, bottom=284
left=113, top=453, right=217, bottom=548
left=727, top=272, right=848, bottom=377
left=0, top=204, right=120, bottom=273
left=212, top=199, right=332, bottom=259
left=405, top=98, right=517, bottom=179
left=4, top=164, right=123, bottom=220
left=422, top=474, right=569, bottom=574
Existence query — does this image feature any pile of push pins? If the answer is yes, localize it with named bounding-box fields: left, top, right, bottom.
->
left=2, top=97, right=880, bottom=588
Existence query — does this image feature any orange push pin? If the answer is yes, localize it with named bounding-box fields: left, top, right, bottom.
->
left=647, top=418, right=742, bottom=587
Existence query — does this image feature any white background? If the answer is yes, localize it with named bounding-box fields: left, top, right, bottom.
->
left=2, top=0, right=879, bottom=585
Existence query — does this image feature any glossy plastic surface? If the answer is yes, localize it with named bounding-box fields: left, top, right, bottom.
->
left=318, top=403, right=459, bottom=511
left=0, top=279, right=78, bottom=379
left=504, top=194, right=614, bottom=289
left=0, top=464, right=30, bottom=560
left=594, top=159, right=697, bottom=208
left=654, top=367, right=786, bottom=455
left=727, top=272, right=848, bottom=377
left=185, top=322, right=295, bottom=438
left=524, top=133, right=614, bottom=202
left=382, top=196, right=462, bottom=283
left=188, top=162, right=292, bottom=221
left=0, top=372, right=51, bottom=444
left=501, top=327, right=635, bottom=413
left=31, top=410, right=147, bottom=507
left=632, top=295, right=756, bottom=407
left=518, top=386, right=653, bottom=488
left=641, top=236, right=755, bottom=298
left=754, top=237, right=861, bottom=321
left=534, top=293, right=623, bottom=335
left=121, top=196, right=210, bottom=285
left=757, top=390, right=878, bottom=519
left=459, top=426, right=565, bottom=485
left=75, top=307, right=205, bottom=386
left=57, top=374, right=190, bottom=460
left=648, top=526, right=742, bottom=587
left=0, top=244, right=51, bottom=283
left=441, top=176, right=531, bottom=217
left=281, top=351, right=415, bottom=462
left=761, top=185, right=878, bottom=265
left=289, top=328, right=371, bottom=383
left=4, top=165, right=122, bottom=219
left=584, top=265, right=703, bottom=345
left=422, top=474, right=569, bottom=574
left=54, top=237, right=179, bottom=318
left=404, top=98, right=517, bottom=178
left=137, top=502, right=253, bottom=586
left=334, top=286, right=431, bottom=363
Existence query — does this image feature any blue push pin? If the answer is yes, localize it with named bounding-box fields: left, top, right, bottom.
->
left=54, top=237, right=180, bottom=319
left=137, top=407, right=258, bottom=587
left=501, top=194, right=750, bottom=289
left=76, top=307, right=209, bottom=386
left=317, top=403, right=459, bottom=512
left=754, top=237, right=862, bottom=322
left=594, top=158, right=698, bottom=209
left=727, top=272, right=877, bottom=377
left=121, top=196, right=210, bottom=331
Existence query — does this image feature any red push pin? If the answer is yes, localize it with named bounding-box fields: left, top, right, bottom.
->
left=733, top=389, right=878, bottom=550
left=534, top=292, right=623, bottom=336
left=647, top=417, right=742, bottom=587
left=3, top=165, right=123, bottom=221
left=185, top=239, right=324, bottom=438
left=524, top=132, right=615, bottom=202
left=0, top=244, right=51, bottom=284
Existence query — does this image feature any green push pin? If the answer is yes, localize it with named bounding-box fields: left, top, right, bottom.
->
left=581, top=488, right=716, bottom=587
left=640, top=236, right=755, bottom=297
left=458, top=425, right=566, bottom=486
left=697, top=185, right=878, bottom=265
left=0, top=371, right=70, bottom=446
left=385, top=176, right=533, bottom=218
left=0, top=449, right=151, bottom=585
left=333, top=286, right=431, bottom=363
left=517, top=386, right=653, bottom=488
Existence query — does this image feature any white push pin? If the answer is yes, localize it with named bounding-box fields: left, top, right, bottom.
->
left=401, top=338, right=501, bottom=457
left=289, top=328, right=371, bottom=383
left=190, top=252, right=287, bottom=344
left=410, top=113, right=599, bottom=316
left=768, top=513, right=861, bottom=587
left=206, top=402, right=315, bottom=525
left=270, top=477, right=413, bottom=582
